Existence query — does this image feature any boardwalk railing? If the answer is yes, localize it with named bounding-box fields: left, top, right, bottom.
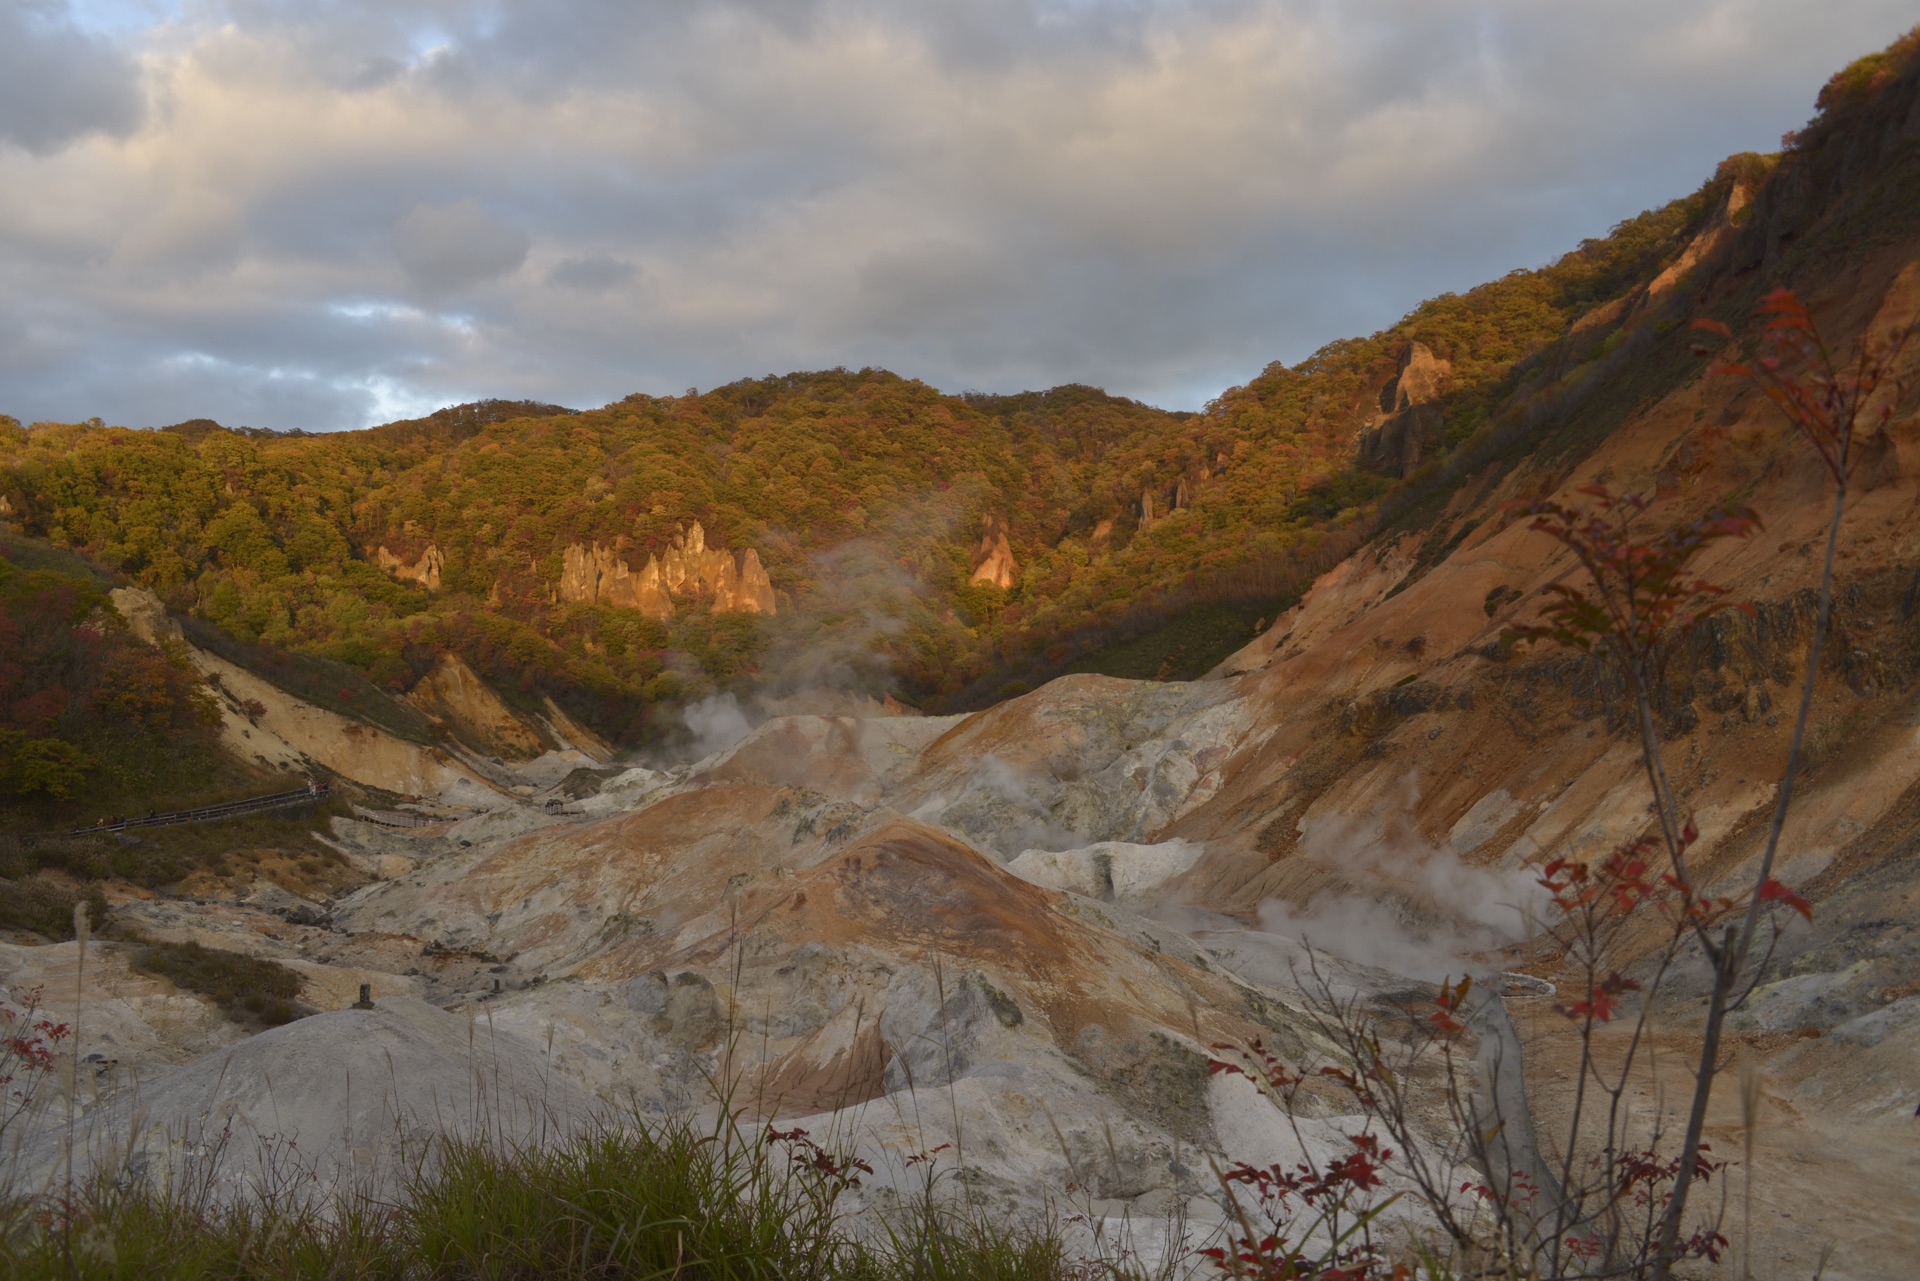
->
left=26, top=784, right=335, bottom=842
left=349, top=804, right=441, bottom=829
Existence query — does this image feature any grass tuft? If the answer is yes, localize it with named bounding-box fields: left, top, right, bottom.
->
left=0, top=1117, right=1094, bottom=1281
left=0, top=877, right=107, bottom=940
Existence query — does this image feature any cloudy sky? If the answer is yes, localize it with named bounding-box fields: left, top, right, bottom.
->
left=0, top=1, right=1913, bottom=431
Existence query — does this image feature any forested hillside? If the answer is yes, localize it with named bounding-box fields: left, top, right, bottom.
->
left=0, top=539, right=221, bottom=807
left=7, top=37, right=1892, bottom=751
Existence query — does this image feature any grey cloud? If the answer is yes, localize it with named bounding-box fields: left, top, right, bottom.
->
left=547, top=253, right=642, bottom=291
left=395, top=200, right=530, bottom=293
left=0, top=332, right=390, bottom=433
left=0, top=0, right=144, bottom=154
left=1, top=1, right=1917, bottom=430
left=343, top=55, right=406, bottom=91
left=855, top=241, right=1018, bottom=327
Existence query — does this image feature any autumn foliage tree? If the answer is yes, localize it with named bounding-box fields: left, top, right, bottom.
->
left=0, top=551, right=217, bottom=808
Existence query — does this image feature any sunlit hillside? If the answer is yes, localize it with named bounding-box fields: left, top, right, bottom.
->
left=1, top=190, right=1743, bottom=742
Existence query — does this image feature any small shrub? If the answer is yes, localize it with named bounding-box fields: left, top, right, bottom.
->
left=131, top=939, right=304, bottom=1029
left=13, top=803, right=347, bottom=890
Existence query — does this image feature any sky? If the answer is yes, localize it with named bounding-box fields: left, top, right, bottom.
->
left=0, top=1, right=1914, bottom=431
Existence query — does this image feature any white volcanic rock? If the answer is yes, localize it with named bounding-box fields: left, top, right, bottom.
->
left=1207, top=1069, right=1452, bottom=1245
left=570, top=765, right=672, bottom=817
left=445, top=802, right=566, bottom=848
left=0, top=941, right=242, bottom=1088
left=505, top=749, right=606, bottom=791
left=10, top=999, right=593, bottom=1199
left=1006, top=840, right=1202, bottom=904
left=311, top=807, right=1408, bottom=1224
left=893, top=676, right=1259, bottom=856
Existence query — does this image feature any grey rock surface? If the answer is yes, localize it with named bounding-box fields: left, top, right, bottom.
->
left=9, top=999, right=593, bottom=1201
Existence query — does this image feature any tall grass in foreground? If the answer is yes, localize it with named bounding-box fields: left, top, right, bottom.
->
left=0, top=1117, right=1083, bottom=1281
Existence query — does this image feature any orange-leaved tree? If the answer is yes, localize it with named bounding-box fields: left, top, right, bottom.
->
left=1502, top=287, right=1909, bottom=1278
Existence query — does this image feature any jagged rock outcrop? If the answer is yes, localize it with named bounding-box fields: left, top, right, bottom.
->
left=634, top=555, right=675, bottom=616
left=1384, top=340, right=1448, bottom=413
left=735, top=548, right=777, bottom=613
left=404, top=652, right=547, bottom=760
left=375, top=544, right=443, bottom=590
left=1357, top=405, right=1443, bottom=477
left=656, top=521, right=730, bottom=597
left=1137, top=475, right=1197, bottom=529
left=560, top=543, right=675, bottom=618
left=1357, top=342, right=1451, bottom=477
left=558, top=522, right=773, bottom=617
left=1648, top=167, right=1759, bottom=299
left=969, top=515, right=1017, bottom=588
left=709, top=549, right=741, bottom=611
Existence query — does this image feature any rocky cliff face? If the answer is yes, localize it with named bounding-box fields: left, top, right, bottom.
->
left=107, top=587, right=506, bottom=803
left=1646, top=166, right=1758, bottom=300
left=1356, top=341, right=1450, bottom=477
left=969, top=514, right=1018, bottom=588
left=1136, top=473, right=1196, bottom=529
left=735, top=548, right=777, bottom=613
left=374, top=543, right=443, bottom=590
left=558, top=521, right=775, bottom=617
left=559, top=542, right=675, bottom=616
left=403, top=652, right=547, bottom=761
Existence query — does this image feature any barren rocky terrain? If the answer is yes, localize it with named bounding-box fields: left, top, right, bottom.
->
left=5, top=39, right=1920, bottom=1281
left=18, top=252, right=1920, bottom=1260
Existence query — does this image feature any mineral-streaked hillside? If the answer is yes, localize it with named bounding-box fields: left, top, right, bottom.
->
left=2, top=27, right=1919, bottom=1281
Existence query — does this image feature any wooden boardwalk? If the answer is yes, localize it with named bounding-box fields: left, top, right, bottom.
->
left=29, top=783, right=334, bottom=841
